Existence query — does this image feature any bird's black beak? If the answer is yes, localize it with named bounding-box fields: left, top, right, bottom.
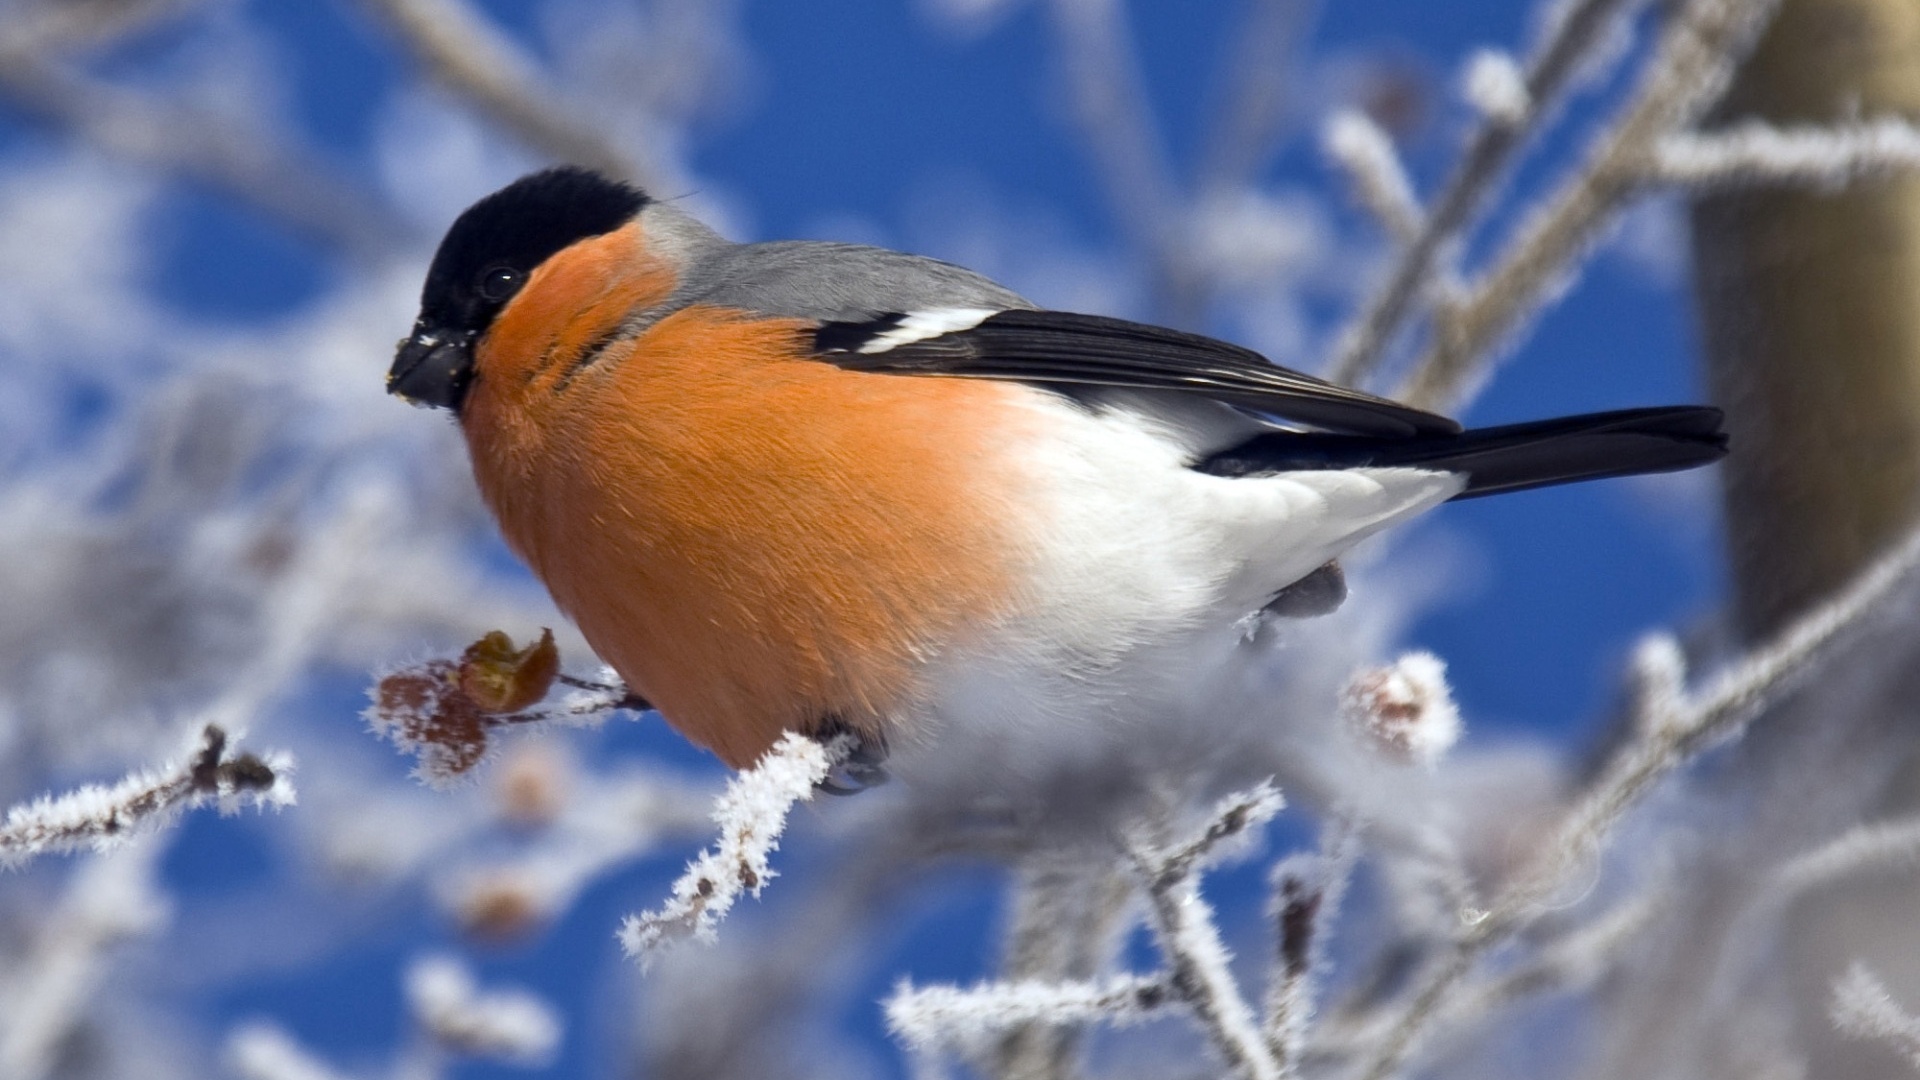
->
left=388, top=325, right=475, bottom=411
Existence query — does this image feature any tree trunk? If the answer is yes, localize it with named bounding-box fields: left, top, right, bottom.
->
left=1684, top=5, right=1920, bottom=1078
left=1691, top=0, right=1920, bottom=641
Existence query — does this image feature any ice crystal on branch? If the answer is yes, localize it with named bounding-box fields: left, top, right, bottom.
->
left=0, top=724, right=293, bottom=867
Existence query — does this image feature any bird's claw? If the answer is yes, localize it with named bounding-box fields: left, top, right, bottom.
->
left=813, top=719, right=891, bottom=796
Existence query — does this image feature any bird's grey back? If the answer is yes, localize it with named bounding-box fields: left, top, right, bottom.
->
left=671, top=239, right=1035, bottom=323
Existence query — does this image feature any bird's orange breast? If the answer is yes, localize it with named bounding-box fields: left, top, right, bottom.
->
left=459, top=224, right=1035, bottom=766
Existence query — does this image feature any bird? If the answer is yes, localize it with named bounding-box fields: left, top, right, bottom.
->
left=388, top=165, right=1727, bottom=787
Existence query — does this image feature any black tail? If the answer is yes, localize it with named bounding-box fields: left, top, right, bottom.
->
left=1195, top=406, right=1728, bottom=500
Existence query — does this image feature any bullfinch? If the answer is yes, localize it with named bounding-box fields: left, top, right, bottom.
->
left=388, top=166, right=1727, bottom=781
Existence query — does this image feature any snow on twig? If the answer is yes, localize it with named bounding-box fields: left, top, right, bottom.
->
left=986, top=853, right=1137, bottom=1076
left=405, top=954, right=562, bottom=1065
left=1447, top=886, right=1664, bottom=1022
left=226, top=1023, right=357, bottom=1080
left=1832, top=963, right=1920, bottom=1071
left=0, top=724, right=293, bottom=867
left=0, top=839, right=172, bottom=1080
left=1395, top=0, right=1785, bottom=411
left=618, top=732, right=851, bottom=964
left=1353, top=507, right=1920, bottom=1080
left=1263, top=819, right=1359, bottom=1074
left=440, top=754, right=715, bottom=940
left=1772, top=814, right=1920, bottom=900
left=1652, top=119, right=1920, bottom=189
left=887, top=782, right=1287, bottom=1078
left=1126, top=782, right=1288, bottom=1080
left=886, top=974, right=1175, bottom=1057
left=1324, top=111, right=1424, bottom=245
left=1462, top=49, right=1531, bottom=126
left=1325, top=0, right=1644, bottom=386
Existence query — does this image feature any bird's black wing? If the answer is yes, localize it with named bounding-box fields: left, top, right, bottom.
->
left=1198, top=406, right=1729, bottom=499
left=809, top=308, right=1460, bottom=438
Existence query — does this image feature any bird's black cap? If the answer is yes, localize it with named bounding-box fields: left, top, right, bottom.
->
left=389, top=166, right=651, bottom=411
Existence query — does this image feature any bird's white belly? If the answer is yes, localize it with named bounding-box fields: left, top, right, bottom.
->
left=897, top=388, right=1462, bottom=776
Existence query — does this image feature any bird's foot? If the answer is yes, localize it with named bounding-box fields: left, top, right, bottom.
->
left=1262, top=560, right=1348, bottom=619
left=812, top=717, right=891, bottom=796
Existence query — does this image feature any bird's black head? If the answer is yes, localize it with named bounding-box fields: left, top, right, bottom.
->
left=389, top=166, right=651, bottom=412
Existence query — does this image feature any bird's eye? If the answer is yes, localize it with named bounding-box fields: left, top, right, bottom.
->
left=477, top=265, right=524, bottom=302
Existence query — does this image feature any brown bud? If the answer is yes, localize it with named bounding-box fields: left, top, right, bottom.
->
left=457, top=879, right=546, bottom=941
left=458, top=629, right=559, bottom=714
left=371, top=659, right=491, bottom=781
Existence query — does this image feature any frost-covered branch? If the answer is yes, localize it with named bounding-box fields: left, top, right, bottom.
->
left=987, top=854, right=1136, bottom=1077
left=1324, top=111, right=1424, bottom=246
left=1832, top=963, right=1920, bottom=1072
left=1263, top=820, right=1358, bottom=1074
left=1044, top=0, right=1201, bottom=317
left=618, top=732, right=851, bottom=963
left=1652, top=119, right=1920, bottom=190
left=1771, top=814, right=1920, bottom=900
left=439, top=754, right=715, bottom=940
left=0, top=840, right=171, bottom=1080
left=1395, top=0, right=1783, bottom=410
left=887, top=974, right=1175, bottom=1060
left=357, top=0, right=657, bottom=188
left=226, top=1022, right=357, bottom=1080
left=0, top=13, right=402, bottom=256
left=1197, top=0, right=1313, bottom=195
left=1325, top=0, right=1645, bottom=386
left=1447, top=887, right=1663, bottom=1023
left=1126, top=783, right=1288, bottom=1080
left=1354, top=508, right=1920, bottom=1080
left=0, top=725, right=293, bottom=867
left=405, top=954, right=562, bottom=1066
left=886, top=783, right=1288, bottom=1079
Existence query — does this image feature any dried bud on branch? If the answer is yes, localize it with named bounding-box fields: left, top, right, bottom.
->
left=1, top=724, right=294, bottom=867
left=1341, top=651, right=1463, bottom=767
left=460, top=628, right=559, bottom=713
left=366, top=629, right=635, bottom=786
